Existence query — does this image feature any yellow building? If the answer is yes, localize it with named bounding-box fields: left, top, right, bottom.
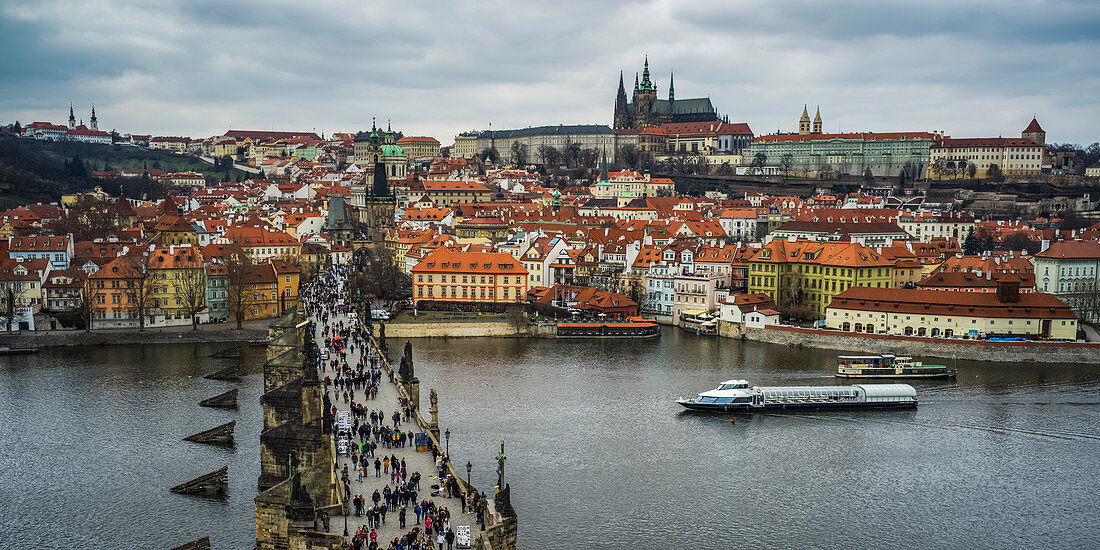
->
left=825, top=285, right=1077, bottom=339
left=453, top=133, right=478, bottom=159
left=147, top=245, right=205, bottom=322
left=748, top=239, right=895, bottom=317
left=397, top=136, right=441, bottom=160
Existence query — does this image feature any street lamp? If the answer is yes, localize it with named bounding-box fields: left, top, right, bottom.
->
left=444, top=428, right=450, bottom=457
left=466, top=461, right=472, bottom=490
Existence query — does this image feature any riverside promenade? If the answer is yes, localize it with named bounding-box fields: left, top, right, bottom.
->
left=310, top=307, right=482, bottom=547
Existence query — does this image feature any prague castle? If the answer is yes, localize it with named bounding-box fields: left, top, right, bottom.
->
left=613, top=56, right=721, bottom=130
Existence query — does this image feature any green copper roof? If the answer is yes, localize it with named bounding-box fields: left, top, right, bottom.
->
left=381, top=144, right=405, bottom=157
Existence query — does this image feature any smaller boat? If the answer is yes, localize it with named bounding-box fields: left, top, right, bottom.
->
left=836, top=354, right=956, bottom=379
left=0, top=345, right=39, bottom=355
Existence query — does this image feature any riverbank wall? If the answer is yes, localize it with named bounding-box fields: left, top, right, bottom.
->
left=725, top=322, right=1100, bottom=364
left=1, top=325, right=267, bottom=348
left=384, top=320, right=525, bottom=338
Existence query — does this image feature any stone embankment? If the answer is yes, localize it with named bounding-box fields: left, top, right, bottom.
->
left=1, top=325, right=267, bottom=348
left=726, top=322, right=1100, bottom=364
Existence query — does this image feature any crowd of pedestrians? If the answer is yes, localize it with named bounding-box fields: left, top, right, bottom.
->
left=303, top=265, right=482, bottom=550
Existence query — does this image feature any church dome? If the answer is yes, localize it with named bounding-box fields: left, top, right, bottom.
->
left=381, top=144, right=406, bottom=157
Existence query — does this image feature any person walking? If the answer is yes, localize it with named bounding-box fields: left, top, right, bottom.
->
left=437, top=531, right=445, bottom=550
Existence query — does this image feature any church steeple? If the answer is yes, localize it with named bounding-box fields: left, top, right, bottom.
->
left=668, top=70, right=675, bottom=101
left=614, top=71, right=631, bottom=130
left=639, top=55, right=654, bottom=91
left=799, top=105, right=811, bottom=135
left=812, top=106, right=822, bottom=134
left=68, top=103, right=76, bottom=130
left=89, top=104, right=98, bottom=131
left=634, top=72, right=639, bottom=91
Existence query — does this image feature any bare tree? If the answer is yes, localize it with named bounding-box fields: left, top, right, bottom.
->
left=779, top=154, right=793, bottom=178
left=750, top=153, right=767, bottom=176
left=178, top=266, right=207, bottom=330
left=537, top=144, right=560, bottom=167
left=78, top=276, right=104, bottom=332
left=562, top=141, right=581, bottom=168
left=509, top=142, right=528, bottom=166
left=988, top=163, right=1004, bottom=183
left=118, top=254, right=154, bottom=332
left=2, top=285, right=24, bottom=332
left=618, top=144, right=641, bottom=169
left=967, top=163, right=977, bottom=180
left=348, top=245, right=410, bottom=305
left=226, top=254, right=259, bottom=330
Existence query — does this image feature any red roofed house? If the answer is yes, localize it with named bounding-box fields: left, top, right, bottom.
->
left=411, top=247, right=528, bottom=307
left=825, top=285, right=1077, bottom=339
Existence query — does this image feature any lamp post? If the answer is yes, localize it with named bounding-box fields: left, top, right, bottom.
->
left=444, top=428, right=450, bottom=457
left=466, top=461, right=472, bottom=490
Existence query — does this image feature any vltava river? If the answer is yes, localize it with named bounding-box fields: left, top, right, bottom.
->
left=3, top=333, right=1099, bottom=549
left=0, top=343, right=264, bottom=549
left=406, top=330, right=1100, bottom=549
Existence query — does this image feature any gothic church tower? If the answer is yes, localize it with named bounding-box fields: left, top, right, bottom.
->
left=633, top=55, right=658, bottom=128
left=613, top=72, right=632, bottom=130
left=812, top=106, right=822, bottom=134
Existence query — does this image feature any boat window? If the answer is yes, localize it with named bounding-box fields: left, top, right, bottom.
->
left=699, top=396, right=718, bottom=403
left=713, top=397, right=734, bottom=404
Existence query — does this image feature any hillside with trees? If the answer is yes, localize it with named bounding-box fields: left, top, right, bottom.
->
left=0, top=135, right=250, bottom=208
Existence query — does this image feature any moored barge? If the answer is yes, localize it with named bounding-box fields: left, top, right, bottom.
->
left=677, top=379, right=917, bottom=412
left=836, top=354, right=956, bottom=379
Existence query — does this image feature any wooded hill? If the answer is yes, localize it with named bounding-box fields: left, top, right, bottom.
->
left=0, top=135, right=251, bottom=209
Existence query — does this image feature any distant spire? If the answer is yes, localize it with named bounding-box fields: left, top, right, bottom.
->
left=387, top=119, right=392, bottom=132
left=372, top=116, right=377, bottom=131
left=801, top=104, right=809, bottom=119
left=634, top=72, right=639, bottom=91
left=641, top=54, right=652, bottom=89
left=69, top=103, right=74, bottom=118
left=618, top=71, right=625, bottom=95
left=669, top=70, right=675, bottom=101
left=599, top=151, right=609, bottom=181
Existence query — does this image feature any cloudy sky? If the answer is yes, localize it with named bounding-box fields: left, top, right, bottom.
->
left=3, top=0, right=1099, bottom=145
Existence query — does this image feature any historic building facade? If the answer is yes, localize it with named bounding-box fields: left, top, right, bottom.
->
left=613, top=57, right=721, bottom=130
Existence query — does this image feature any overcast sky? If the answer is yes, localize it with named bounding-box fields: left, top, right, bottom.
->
left=3, top=0, right=1099, bottom=145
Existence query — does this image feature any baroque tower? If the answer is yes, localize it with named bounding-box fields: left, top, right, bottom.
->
left=68, top=103, right=76, bottom=130
left=799, top=105, right=811, bottom=135
left=812, top=106, right=822, bottom=134
left=89, top=104, right=98, bottom=132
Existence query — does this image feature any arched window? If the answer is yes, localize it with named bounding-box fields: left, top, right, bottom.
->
left=865, top=324, right=874, bottom=333
left=904, top=326, right=914, bottom=336
left=841, top=322, right=851, bottom=332
left=931, top=328, right=941, bottom=337
left=853, top=323, right=863, bottom=333
left=944, top=329, right=954, bottom=338
left=917, top=327, right=927, bottom=336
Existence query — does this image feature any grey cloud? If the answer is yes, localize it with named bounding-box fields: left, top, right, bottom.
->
left=0, top=0, right=1097, bottom=145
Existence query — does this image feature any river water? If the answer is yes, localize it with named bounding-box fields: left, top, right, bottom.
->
left=2, top=334, right=1098, bottom=549
left=406, top=331, right=1100, bottom=550
left=0, top=343, right=264, bottom=549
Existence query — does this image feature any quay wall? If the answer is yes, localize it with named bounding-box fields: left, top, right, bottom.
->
left=733, top=323, right=1100, bottom=364
left=0, top=326, right=266, bottom=348
left=384, top=321, right=525, bottom=338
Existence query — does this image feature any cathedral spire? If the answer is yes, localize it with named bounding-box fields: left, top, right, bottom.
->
left=618, top=71, right=625, bottom=96
left=640, top=55, right=652, bottom=89
left=669, top=70, right=675, bottom=101
left=634, top=72, right=639, bottom=91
